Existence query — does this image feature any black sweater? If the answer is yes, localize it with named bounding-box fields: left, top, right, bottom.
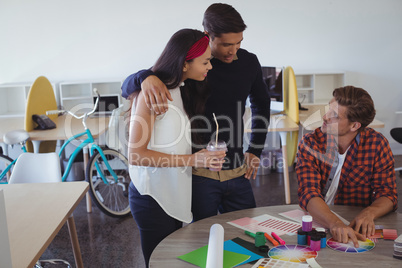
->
left=122, top=48, right=271, bottom=169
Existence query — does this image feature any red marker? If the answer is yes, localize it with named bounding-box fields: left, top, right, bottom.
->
left=264, top=232, right=279, bottom=246
left=271, top=232, right=286, bottom=245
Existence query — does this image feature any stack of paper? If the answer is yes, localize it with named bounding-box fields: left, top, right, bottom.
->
left=394, top=234, right=402, bottom=260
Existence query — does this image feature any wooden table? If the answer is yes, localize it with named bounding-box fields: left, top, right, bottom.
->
left=0, top=182, right=88, bottom=268
left=0, top=115, right=109, bottom=212
left=299, top=104, right=385, bottom=131
left=244, top=114, right=299, bottom=204
left=149, top=204, right=402, bottom=267
left=0, top=115, right=109, bottom=152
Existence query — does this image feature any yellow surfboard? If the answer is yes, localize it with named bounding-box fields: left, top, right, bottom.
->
left=283, top=66, right=299, bottom=166
left=25, top=76, right=58, bottom=153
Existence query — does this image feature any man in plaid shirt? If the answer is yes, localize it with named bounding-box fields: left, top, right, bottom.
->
left=297, top=86, right=397, bottom=248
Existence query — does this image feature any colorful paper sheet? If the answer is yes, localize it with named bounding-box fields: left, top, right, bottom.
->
left=326, top=237, right=375, bottom=253
left=177, top=245, right=250, bottom=268
left=252, top=258, right=310, bottom=268
left=279, top=209, right=349, bottom=227
left=268, top=245, right=318, bottom=262
left=224, top=240, right=263, bottom=265
left=177, top=238, right=264, bottom=267
left=231, top=237, right=268, bottom=258
left=228, top=214, right=301, bottom=236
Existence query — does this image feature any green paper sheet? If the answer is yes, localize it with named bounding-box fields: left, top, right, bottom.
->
left=177, top=245, right=250, bottom=268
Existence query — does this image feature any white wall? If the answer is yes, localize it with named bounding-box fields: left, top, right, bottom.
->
left=1, top=0, right=402, bottom=153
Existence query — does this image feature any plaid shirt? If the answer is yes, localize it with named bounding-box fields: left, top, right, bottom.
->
left=297, top=127, right=397, bottom=211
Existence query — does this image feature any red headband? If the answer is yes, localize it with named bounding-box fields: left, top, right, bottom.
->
left=185, top=36, right=210, bottom=61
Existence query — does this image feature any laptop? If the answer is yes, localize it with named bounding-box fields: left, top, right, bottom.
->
left=92, top=94, right=120, bottom=117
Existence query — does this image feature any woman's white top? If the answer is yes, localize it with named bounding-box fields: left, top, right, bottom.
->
left=129, top=87, right=193, bottom=223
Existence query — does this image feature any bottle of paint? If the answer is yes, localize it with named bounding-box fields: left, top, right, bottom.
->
left=307, top=229, right=317, bottom=246
left=302, top=215, right=313, bottom=232
left=310, top=233, right=321, bottom=251
left=316, top=227, right=326, bottom=248
left=255, top=232, right=266, bottom=247
left=297, top=228, right=307, bottom=245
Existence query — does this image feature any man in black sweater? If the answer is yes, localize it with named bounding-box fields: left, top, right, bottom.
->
left=122, top=3, right=270, bottom=221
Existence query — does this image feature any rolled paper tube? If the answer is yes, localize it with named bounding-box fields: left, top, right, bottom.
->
left=206, top=224, right=224, bottom=268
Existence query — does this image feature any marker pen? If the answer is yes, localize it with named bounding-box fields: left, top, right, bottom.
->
left=245, top=230, right=256, bottom=238
left=271, top=232, right=286, bottom=245
left=264, top=232, right=279, bottom=247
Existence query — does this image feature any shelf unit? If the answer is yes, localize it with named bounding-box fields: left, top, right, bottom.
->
left=0, top=83, right=57, bottom=118
left=295, top=71, right=345, bottom=104
left=59, top=80, right=126, bottom=113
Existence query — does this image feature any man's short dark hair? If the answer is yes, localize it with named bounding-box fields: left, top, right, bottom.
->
left=202, top=3, right=247, bottom=39
left=333, top=85, right=376, bottom=131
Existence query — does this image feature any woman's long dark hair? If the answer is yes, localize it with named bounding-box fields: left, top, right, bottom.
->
left=152, top=29, right=210, bottom=145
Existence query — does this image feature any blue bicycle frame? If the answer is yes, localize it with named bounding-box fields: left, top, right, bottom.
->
left=0, top=145, right=27, bottom=183
left=60, top=128, right=119, bottom=184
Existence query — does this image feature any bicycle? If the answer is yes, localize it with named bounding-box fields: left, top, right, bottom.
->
left=0, top=89, right=131, bottom=218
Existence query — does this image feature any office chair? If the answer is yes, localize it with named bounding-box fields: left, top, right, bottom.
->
left=106, top=104, right=126, bottom=155
left=9, top=152, right=61, bottom=184
left=8, top=152, right=72, bottom=268
left=390, top=127, right=402, bottom=174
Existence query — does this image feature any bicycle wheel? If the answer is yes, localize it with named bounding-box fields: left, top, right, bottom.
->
left=86, top=148, right=131, bottom=218
left=0, top=154, right=14, bottom=183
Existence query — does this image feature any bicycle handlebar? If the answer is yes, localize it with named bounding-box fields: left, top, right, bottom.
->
left=46, top=110, right=64, bottom=115
left=46, top=88, right=101, bottom=120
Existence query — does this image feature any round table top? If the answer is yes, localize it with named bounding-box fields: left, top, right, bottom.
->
left=149, top=204, right=402, bottom=267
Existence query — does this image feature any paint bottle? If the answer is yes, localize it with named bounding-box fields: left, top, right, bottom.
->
left=316, top=227, right=327, bottom=248
left=302, top=215, right=313, bottom=232
left=307, top=229, right=316, bottom=246
left=297, top=228, right=307, bottom=245
left=310, top=233, right=321, bottom=251
left=255, top=232, right=266, bottom=247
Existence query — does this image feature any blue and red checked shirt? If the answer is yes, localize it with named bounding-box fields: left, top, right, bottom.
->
left=296, top=127, right=397, bottom=211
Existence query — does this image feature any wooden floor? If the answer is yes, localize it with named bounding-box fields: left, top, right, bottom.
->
left=40, top=156, right=402, bottom=267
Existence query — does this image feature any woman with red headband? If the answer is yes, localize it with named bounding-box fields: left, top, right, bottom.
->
left=127, top=28, right=226, bottom=267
